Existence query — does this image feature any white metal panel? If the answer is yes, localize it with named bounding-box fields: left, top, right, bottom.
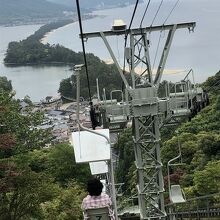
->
left=89, top=161, right=108, bottom=175
left=71, top=129, right=110, bottom=163
left=86, top=207, right=110, bottom=220
left=100, top=179, right=107, bottom=193
left=170, top=185, right=186, bottom=204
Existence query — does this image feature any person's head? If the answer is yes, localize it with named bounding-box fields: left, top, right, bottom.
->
left=87, top=178, right=103, bottom=196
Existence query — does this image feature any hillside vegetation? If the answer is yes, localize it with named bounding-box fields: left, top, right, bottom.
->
left=0, top=0, right=138, bottom=26
left=4, top=21, right=84, bottom=65
left=47, top=0, right=138, bottom=9
left=0, top=71, right=219, bottom=219
left=0, top=77, right=91, bottom=219
left=0, top=0, right=70, bottom=25
left=115, top=71, right=220, bottom=200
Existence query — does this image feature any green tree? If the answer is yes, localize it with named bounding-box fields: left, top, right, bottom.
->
left=14, top=143, right=91, bottom=187
left=59, top=60, right=125, bottom=100
left=0, top=92, right=52, bottom=155
left=0, top=170, right=60, bottom=220
left=215, top=95, right=220, bottom=111
left=193, top=161, right=220, bottom=195
left=46, top=143, right=91, bottom=186
left=42, top=181, right=86, bottom=220
left=161, top=132, right=198, bottom=167
left=0, top=76, right=12, bottom=92
left=0, top=91, right=54, bottom=219
left=115, top=129, right=135, bottom=195
left=58, top=78, right=74, bottom=98
left=197, top=132, right=220, bottom=159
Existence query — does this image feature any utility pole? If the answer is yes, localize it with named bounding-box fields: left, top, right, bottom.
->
left=81, top=22, right=195, bottom=219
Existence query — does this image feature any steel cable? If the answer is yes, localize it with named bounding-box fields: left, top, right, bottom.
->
left=140, top=0, right=151, bottom=28
left=122, top=0, right=140, bottom=90
left=151, top=0, right=164, bottom=26
left=163, top=0, right=180, bottom=25
left=75, top=0, right=92, bottom=102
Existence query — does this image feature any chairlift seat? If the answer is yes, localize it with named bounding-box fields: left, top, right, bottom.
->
left=169, top=91, right=189, bottom=97
left=106, top=104, right=128, bottom=124
left=170, top=185, right=186, bottom=204
left=109, top=115, right=127, bottom=122
left=86, top=207, right=111, bottom=220
left=172, top=109, right=191, bottom=116
left=106, top=104, right=127, bottom=116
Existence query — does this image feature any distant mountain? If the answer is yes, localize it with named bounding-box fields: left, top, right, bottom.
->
left=46, top=0, right=137, bottom=9
left=0, top=0, right=139, bottom=26
left=0, top=0, right=71, bottom=26
left=46, top=0, right=75, bottom=7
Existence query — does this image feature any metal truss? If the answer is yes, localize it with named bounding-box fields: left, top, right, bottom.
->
left=81, top=22, right=196, bottom=220
left=133, top=115, right=165, bottom=219
left=129, top=31, right=153, bottom=86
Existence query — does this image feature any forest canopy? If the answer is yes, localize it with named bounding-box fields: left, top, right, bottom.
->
left=0, top=79, right=91, bottom=219
left=115, top=71, right=220, bottom=200
left=4, top=20, right=83, bottom=65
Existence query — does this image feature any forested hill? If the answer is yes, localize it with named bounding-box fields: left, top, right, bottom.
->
left=4, top=21, right=127, bottom=99
left=0, top=0, right=70, bottom=25
left=47, top=0, right=138, bottom=9
left=161, top=72, right=220, bottom=197
left=4, top=21, right=84, bottom=65
left=115, top=71, right=220, bottom=200
left=1, top=0, right=140, bottom=25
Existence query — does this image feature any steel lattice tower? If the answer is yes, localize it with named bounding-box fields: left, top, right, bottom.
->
left=81, top=22, right=195, bottom=219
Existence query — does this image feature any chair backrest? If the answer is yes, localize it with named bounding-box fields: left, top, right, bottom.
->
left=86, top=207, right=111, bottom=220
left=170, top=184, right=186, bottom=204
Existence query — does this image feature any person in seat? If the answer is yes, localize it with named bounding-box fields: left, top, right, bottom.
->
left=82, top=178, right=115, bottom=220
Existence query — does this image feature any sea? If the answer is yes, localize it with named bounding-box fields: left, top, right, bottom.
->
left=0, top=0, right=220, bottom=101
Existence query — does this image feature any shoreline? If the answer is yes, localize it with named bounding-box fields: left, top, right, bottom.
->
left=0, top=17, right=70, bottom=28
left=40, top=14, right=98, bottom=45
left=4, top=62, right=74, bottom=66
left=0, top=21, right=46, bottom=28
left=0, top=0, right=141, bottom=28
left=40, top=29, right=56, bottom=44
left=40, top=22, right=75, bottom=44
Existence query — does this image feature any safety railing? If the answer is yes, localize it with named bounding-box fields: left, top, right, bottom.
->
left=165, top=193, right=220, bottom=219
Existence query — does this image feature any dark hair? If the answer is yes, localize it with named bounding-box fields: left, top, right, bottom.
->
left=87, top=178, right=103, bottom=196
